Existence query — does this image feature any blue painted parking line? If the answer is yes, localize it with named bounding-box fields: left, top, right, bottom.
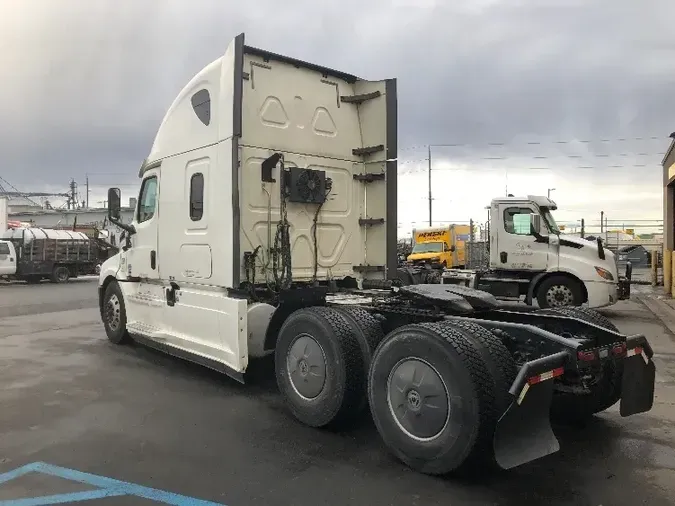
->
left=0, top=462, right=226, bottom=505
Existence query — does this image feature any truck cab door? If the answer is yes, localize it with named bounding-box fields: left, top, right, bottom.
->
left=0, top=241, right=16, bottom=275
left=127, top=171, right=160, bottom=280
left=495, top=205, right=549, bottom=271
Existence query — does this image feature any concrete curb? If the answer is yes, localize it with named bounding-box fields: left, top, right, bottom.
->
left=636, top=294, right=675, bottom=336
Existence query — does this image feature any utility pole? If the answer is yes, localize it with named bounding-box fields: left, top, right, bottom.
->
left=428, top=145, right=432, bottom=226
left=580, top=218, right=585, bottom=238
left=85, top=175, right=89, bottom=209
left=548, top=187, right=555, bottom=199
left=69, top=178, right=78, bottom=210
left=600, top=211, right=604, bottom=233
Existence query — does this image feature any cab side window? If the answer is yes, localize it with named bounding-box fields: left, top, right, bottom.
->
left=504, top=207, right=534, bottom=236
left=189, top=173, right=204, bottom=221
left=138, top=176, right=158, bottom=223
left=0, top=242, right=10, bottom=255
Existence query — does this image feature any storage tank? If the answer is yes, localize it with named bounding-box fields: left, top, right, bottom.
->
left=1, top=227, right=90, bottom=243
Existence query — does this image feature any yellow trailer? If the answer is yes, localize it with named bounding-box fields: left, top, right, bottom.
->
left=407, top=224, right=471, bottom=268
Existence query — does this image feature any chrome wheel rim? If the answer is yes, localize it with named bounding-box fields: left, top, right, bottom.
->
left=546, top=285, right=574, bottom=307
left=105, top=294, right=121, bottom=331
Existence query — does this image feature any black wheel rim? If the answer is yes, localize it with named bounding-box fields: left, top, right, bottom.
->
left=286, top=333, right=327, bottom=399
left=387, top=358, right=450, bottom=441
left=105, top=293, right=121, bottom=332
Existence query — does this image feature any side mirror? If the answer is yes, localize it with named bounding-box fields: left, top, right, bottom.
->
left=449, top=245, right=456, bottom=252
left=529, top=213, right=542, bottom=234
left=108, top=188, right=121, bottom=221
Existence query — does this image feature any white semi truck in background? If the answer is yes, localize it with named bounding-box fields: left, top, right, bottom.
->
left=441, top=195, right=632, bottom=309
left=97, top=33, right=654, bottom=477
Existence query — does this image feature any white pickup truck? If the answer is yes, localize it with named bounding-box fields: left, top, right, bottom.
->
left=441, top=195, right=632, bottom=309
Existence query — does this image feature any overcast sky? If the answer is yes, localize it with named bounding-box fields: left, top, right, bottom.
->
left=0, top=0, right=673, bottom=234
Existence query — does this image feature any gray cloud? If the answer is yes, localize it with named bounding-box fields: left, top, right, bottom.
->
left=1, top=0, right=673, bottom=201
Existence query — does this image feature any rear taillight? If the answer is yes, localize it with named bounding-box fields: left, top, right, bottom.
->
left=626, top=346, right=644, bottom=358
left=577, top=350, right=597, bottom=361
left=612, top=343, right=627, bottom=357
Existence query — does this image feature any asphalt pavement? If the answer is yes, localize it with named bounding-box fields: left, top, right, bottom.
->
left=0, top=277, right=98, bottom=318
left=1, top=279, right=675, bottom=505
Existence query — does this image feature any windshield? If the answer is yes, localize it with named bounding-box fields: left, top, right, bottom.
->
left=540, top=207, right=560, bottom=234
left=412, top=242, right=443, bottom=253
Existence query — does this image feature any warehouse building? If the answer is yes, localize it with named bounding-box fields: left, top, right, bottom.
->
left=662, top=133, right=675, bottom=290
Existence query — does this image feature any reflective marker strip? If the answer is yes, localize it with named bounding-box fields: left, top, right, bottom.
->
left=517, top=367, right=565, bottom=405
left=517, top=383, right=530, bottom=405
left=626, top=346, right=649, bottom=364
left=626, top=346, right=643, bottom=357
left=527, top=367, right=565, bottom=385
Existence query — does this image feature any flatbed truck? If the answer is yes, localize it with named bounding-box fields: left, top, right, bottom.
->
left=1, top=228, right=103, bottom=283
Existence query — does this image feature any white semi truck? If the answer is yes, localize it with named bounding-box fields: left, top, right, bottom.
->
left=440, top=195, right=632, bottom=309
left=98, top=33, right=655, bottom=476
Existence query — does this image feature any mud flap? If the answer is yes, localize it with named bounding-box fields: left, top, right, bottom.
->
left=620, top=352, right=655, bottom=417
left=493, top=379, right=560, bottom=470
left=618, top=262, right=632, bottom=300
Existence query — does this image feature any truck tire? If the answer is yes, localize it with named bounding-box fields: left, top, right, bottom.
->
left=536, top=306, right=617, bottom=332
left=536, top=306, right=622, bottom=421
left=275, top=307, right=367, bottom=429
left=395, top=268, right=415, bottom=286
left=50, top=266, right=70, bottom=284
left=334, top=306, right=384, bottom=363
left=102, top=281, right=131, bottom=345
left=367, top=321, right=500, bottom=475
left=569, top=306, right=619, bottom=333
left=536, top=275, right=583, bottom=308
left=445, top=320, right=517, bottom=413
left=333, top=306, right=385, bottom=414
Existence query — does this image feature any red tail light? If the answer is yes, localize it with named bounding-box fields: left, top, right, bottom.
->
left=612, top=343, right=627, bottom=356
left=577, top=350, right=597, bottom=361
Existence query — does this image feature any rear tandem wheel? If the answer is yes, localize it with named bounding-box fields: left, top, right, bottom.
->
left=367, top=321, right=510, bottom=475
left=536, top=306, right=622, bottom=422
left=274, top=306, right=372, bottom=430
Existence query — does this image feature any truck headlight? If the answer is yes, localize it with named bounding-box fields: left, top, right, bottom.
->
left=594, top=266, right=614, bottom=281
left=430, top=256, right=441, bottom=261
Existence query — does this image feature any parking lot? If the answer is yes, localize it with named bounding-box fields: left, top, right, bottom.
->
left=2, top=279, right=675, bottom=505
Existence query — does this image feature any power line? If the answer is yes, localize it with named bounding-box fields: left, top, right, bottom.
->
left=398, top=135, right=668, bottom=152
left=430, top=163, right=660, bottom=170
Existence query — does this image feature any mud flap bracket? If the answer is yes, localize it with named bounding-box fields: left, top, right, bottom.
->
left=493, top=350, right=568, bottom=470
